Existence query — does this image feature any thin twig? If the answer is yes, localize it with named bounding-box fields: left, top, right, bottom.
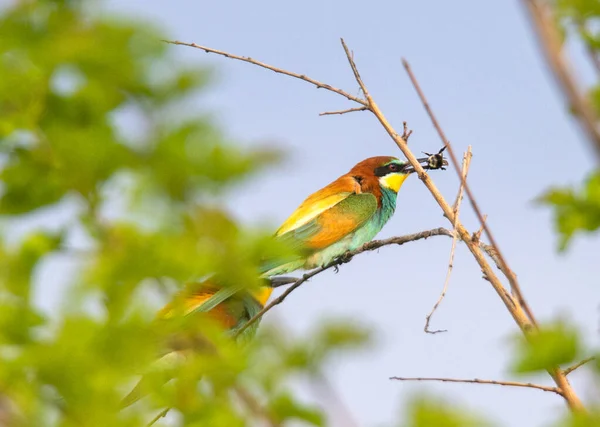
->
left=563, top=357, right=596, bottom=376
left=319, top=106, right=368, bottom=116
left=402, top=121, right=413, bottom=143
left=521, top=0, right=600, bottom=162
left=147, top=408, right=170, bottom=427
left=472, top=215, right=487, bottom=245
left=340, top=39, right=370, bottom=99
left=234, top=228, right=453, bottom=338
left=389, top=376, right=562, bottom=395
left=401, top=59, right=537, bottom=328
left=424, top=147, right=472, bottom=334
left=165, top=40, right=368, bottom=107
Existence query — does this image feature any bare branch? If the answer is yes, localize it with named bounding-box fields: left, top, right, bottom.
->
left=520, top=1, right=600, bottom=162
left=402, top=121, right=413, bottom=143
left=235, top=228, right=453, bottom=338
left=165, top=40, right=368, bottom=107
left=390, top=376, right=562, bottom=395
left=563, top=357, right=596, bottom=376
left=472, top=214, right=487, bottom=244
left=340, top=38, right=370, bottom=99
left=425, top=147, right=472, bottom=334
left=319, top=106, right=368, bottom=116
left=401, top=59, right=537, bottom=329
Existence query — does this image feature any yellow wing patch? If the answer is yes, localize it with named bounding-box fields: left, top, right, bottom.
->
left=276, top=175, right=362, bottom=237
left=276, top=192, right=350, bottom=236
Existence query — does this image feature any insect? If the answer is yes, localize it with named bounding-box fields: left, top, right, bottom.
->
left=421, top=145, right=448, bottom=170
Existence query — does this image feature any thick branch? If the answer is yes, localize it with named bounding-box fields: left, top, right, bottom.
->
left=390, top=376, right=561, bottom=395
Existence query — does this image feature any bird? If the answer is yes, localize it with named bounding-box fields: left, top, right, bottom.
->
left=119, top=278, right=270, bottom=408
left=167, top=155, right=436, bottom=330
left=121, top=154, right=446, bottom=408
left=262, top=155, right=423, bottom=276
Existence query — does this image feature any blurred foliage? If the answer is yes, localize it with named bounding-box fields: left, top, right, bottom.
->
left=510, top=321, right=581, bottom=373
left=0, top=0, right=369, bottom=425
left=402, top=398, right=493, bottom=427
left=1, top=0, right=600, bottom=426
left=539, top=171, right=600, bottom=250
left=542, top=0, right=600, bottom=249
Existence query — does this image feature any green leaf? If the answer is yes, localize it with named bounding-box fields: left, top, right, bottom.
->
left=539, top=170, right=600, bottom=250
left=405, top=398, right=493, bottom=427
left=270, top=392, right=325, bottom=426
left=511, top=321, right=581, bottom=373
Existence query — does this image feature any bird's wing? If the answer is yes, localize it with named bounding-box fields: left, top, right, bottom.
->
left=275, top=175, right=361, bottom=236
left=277, top=191, right=378, bottom=251
left=159, top=282, right=242, bottom=329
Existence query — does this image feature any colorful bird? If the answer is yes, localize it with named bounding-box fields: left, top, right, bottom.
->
left=121, top=154, right=446, bottom=408
left=172, top=155, right=442, bottom=327
left=263, top=155, right=427, bottom=276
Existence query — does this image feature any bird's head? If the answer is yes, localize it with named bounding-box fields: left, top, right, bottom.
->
left=349, top=156, right=413, bottom=193
left=350, top=154, right=447, bottom=193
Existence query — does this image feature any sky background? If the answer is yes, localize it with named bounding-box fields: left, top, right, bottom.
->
left=43, top=1, right=600, bottom=426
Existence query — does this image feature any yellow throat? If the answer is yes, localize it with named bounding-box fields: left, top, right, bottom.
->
left=379, top=173, right=409, bottom=193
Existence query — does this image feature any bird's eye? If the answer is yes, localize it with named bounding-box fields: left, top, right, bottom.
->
left=388, top=163, right=399, bottom=172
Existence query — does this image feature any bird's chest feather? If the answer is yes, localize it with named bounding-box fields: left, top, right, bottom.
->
left=307, top=187, right=397, bottom=267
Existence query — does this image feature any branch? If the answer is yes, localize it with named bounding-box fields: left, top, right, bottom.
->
left=172, top=38, right=584, bottom=411
left=269, top=276, right=299, bottom=288
left=390, top=376, right=562, bottom=395
left=401, top=59, right=536, bottom=328
left=165, top=40, right=368, bottom=107
left=340, top=39, right=370, bottom=98
left=520, top=0, right=600, bottom=162
left=319, top=106, right=368, bottom=116
left=402, top=58, right=584, bottom=411
left=147, top=408, right=170, bottom=427
left=424, top=147, right=472, bottom=334
left=563, top=357, right=595, bottom=376
left=402, top=121, right=413, bottom=143
left=234, top=228, right=453, bottom=338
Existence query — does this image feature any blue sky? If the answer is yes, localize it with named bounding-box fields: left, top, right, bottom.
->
left=90, top=1, right=600, bottom=425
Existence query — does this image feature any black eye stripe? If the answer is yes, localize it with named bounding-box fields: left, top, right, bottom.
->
left=374, top=163, right=402, bottom=177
